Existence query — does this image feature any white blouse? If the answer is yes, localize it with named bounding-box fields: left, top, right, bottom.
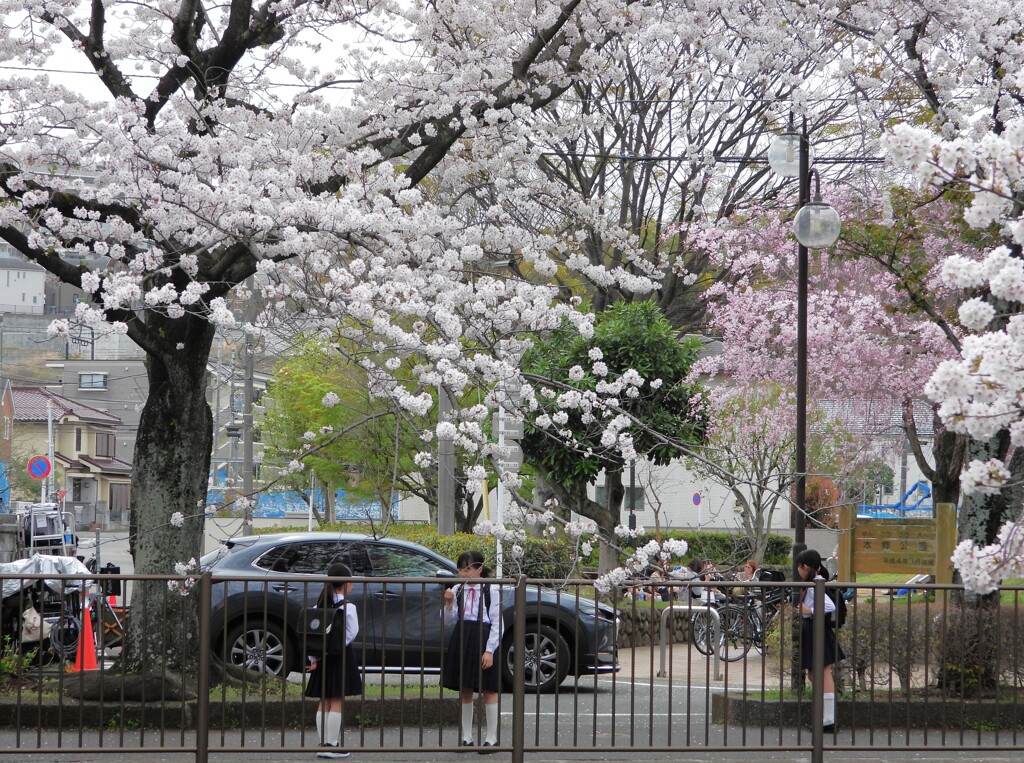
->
left=441, top=582, right=503, bottom=654
left=800, top=576, right=836, bottom=617
left=331, top=593, right=360, bottom=647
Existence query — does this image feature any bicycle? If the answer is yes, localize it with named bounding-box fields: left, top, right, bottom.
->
left=690, top=599, right=750, bottom=661
left=713, top=586, right=786, bottom=660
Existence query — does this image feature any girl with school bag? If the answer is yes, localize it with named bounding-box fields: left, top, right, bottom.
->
left=305, top=562, right=363, bottom=759
left=441, top=550, right=502, bottom=753
left=794, top=548, right=845, bottom=734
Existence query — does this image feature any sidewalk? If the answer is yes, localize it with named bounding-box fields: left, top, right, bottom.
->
left=616, top=643, right=773, bottom=690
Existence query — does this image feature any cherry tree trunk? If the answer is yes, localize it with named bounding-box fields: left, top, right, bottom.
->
left=123, top=314, right=216, bottom=676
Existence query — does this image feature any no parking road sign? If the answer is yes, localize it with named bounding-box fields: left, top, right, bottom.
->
left=27, top=455, right=51, bottom=480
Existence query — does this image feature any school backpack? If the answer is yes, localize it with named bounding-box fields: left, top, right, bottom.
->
left=821, top=568, right=849, bottom=629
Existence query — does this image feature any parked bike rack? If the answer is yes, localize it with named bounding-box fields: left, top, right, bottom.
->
left=658, top=601, right=722, bottom=680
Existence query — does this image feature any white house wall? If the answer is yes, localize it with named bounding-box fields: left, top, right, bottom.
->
left=392, top=441, right=938, bottom=531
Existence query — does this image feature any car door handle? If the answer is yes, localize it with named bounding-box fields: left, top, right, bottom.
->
left=271, top=583, right=297, bottom=593
left=373, top=591, right=401, bottom=600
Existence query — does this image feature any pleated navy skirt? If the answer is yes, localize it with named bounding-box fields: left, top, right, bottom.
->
left=799, top=617, right=845, bottom=670
left=305, top=643, right=363, bottom=698
left=442, top=619, right=500, bottom=693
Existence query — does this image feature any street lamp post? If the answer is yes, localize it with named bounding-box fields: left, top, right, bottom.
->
left=768, top=117, right=842, bottom=570
left=628, top=460, right=637, bottom=531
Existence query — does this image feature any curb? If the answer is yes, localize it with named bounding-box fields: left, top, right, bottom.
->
left=711, top=693, right=1024, bottom=729
left=0, top=696, right=461, bottom=729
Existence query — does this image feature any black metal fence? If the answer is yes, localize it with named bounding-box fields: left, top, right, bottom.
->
left=1, top=570, right=1022, bottom=762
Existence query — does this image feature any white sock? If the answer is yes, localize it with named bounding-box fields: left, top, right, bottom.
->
left=316, top=711, right=325, bottom=744
left=327, top=711, right=344, bottom=746
left=823, top=693, right=835, bottom=726
left=485, top=702, right=499, bottom=745
left=461, top=702, right=475, bottom=742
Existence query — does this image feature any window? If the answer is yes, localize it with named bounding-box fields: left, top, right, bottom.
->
left=595, top=485, right=645, bottom=512
left=3, top=416, right=10, bottom=439
left=72, top=478, right=83, bottom=502
left=78, top=373, right=107, bottom=390
left=75, top=428, right=82, bottom=451
left=365, top=545, right=442, bottom=577
left=256, top=542, right=373, bottom=576
left=95, top=432, right=115, bottom=458
left=109, top=484, right=130, bottom=518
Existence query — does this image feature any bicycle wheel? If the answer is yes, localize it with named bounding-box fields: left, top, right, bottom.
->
left=717, top=605, right=753, bottom=662
left=690, top=610, right=717, bottom=656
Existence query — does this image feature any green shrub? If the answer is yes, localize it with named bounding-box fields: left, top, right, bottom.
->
left=611, top=529, right=792, bottom=568
left=843, top=601, right=930, bottom=694
left=927, top=603, right=1024, bottom=696
left=262, top=522, right=791, bottom=579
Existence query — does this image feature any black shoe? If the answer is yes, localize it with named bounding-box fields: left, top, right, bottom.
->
left=459, top=740, right=474, bottom=751
left=478, top=741, right=497, bottom=755
left=316, top=744, right=351, bottom=759
left=821, top=724, right=836, bottom=734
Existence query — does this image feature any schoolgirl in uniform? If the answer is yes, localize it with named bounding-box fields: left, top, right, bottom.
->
left=795, top=548, right=845, bottom=733
left=441, top=550, right=502, bottom=753
left=305, top=562, right=363, bottom=759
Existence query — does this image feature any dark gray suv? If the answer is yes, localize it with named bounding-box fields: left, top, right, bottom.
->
left=200, top=532, right=619, bottom=693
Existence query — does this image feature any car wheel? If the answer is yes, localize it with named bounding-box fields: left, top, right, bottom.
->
left=502, top=623, right=570, bottom=693
left=224, top=619, right=290, bottom=676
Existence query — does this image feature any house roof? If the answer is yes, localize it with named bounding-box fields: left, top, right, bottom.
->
left=55, top=451, right=132, bottom=475
left=11, top=386, right=122, bottom=425
left=819, top=398, right=935, bottom=439
left=0, top=256, right=45, bottom=271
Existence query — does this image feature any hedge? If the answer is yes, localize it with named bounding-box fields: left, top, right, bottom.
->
left=261, top=522, right=791, bottom=580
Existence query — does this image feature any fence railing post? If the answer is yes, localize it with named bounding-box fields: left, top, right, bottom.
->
left=512, top=574, right=526, bottom=763
left=196, top=571, right=212, bottom=763
left=811, top=580, right=825, bottom=763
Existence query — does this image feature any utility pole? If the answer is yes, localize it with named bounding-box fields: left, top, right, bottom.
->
left=241, top=335, right=254, bottom=535
left=437, top=385, right=455, bottom=535
left=46, top=399, right=55, bottom=503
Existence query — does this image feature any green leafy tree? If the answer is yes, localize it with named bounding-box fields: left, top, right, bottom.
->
left=520, top=301, right=706, bottom=570
left=260, top=340, right=495, bottom=531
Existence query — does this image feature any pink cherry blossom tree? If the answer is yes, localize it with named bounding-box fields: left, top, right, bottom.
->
left=688, top=383, right=865, bottom=563
left=694, top=196, right=985, bottom=523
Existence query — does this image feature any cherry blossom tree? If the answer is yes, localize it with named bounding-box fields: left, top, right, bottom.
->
left=687, top=383, right=862, bottom=563
left=693, top=198, right=989, bottom=519
left=0, top=0, right=678, bottom=676
left=837, top=0, right=1024, bottom=592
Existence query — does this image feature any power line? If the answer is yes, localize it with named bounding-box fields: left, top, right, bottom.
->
left=0, top=64, right=361, bottom=89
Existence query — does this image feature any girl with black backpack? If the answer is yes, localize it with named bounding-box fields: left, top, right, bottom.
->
left=794, top=548, right=845, bottom=734
left=305, top=562, right=363, bottom=759
left=441, top=550, right=502, bottom=753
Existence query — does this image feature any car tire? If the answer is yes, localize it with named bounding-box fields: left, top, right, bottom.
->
left=224, top=619, right=290, bottom=676
left=501, top=623, right=570, bottom=694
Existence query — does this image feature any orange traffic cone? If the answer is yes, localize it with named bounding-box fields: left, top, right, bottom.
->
left=67, top=606, right=99, bottom=672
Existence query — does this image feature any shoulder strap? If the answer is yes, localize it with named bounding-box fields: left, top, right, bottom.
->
left=455, top=584, right=491, bottom=618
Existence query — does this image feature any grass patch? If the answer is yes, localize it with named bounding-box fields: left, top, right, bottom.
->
left=212, top=681, right=457, bottom=701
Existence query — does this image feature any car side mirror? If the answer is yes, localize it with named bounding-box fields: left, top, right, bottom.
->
left=436, top=570, right=457, bottom=589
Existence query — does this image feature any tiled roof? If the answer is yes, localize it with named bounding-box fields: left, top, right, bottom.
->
left=818, top=398, right=935, bottom=439
left=11, top=386, right=122, bottom=425
left=0, top=256, right=45, bottom=271
left=78, top=454, right=132, bottom=474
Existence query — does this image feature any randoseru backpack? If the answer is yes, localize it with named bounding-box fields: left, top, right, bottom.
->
left=820, top=567, right=848, bottom=629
